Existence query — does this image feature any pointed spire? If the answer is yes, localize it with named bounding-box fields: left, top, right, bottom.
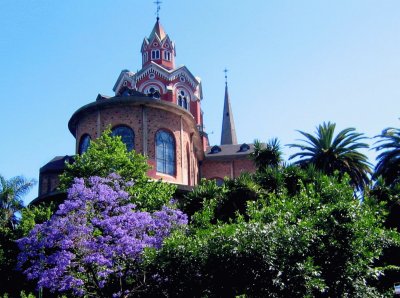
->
left=220, top=69, right=238, bottom=145
left=149, top=18, right=167, bottom=41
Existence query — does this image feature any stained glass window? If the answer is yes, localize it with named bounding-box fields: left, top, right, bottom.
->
left=111, top=126, right=135, bottom=151
left=79, top=134, right=91, bottom=154
left=156, top=130, right=175, bottom=175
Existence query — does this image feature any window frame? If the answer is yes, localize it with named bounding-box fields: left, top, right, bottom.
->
left=111, top=125, right=135, bottom=151
left=78, top=134, right=91, bottom=154
left=155, top=130, right=176, bottom=176
left=151, top=49, right=160, bottom=59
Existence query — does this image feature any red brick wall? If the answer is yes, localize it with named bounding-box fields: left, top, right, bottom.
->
left=74, top=102, right=200, bottom=186
left=201, top=158, right=256, bottom=180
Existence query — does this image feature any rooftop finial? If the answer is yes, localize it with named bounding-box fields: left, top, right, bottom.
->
left=224, top=68, right=228, bottom=86
left=154, top=0, right=162, bottom=20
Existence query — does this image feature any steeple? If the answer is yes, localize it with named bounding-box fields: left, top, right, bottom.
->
left=149, top=18, right=166, bottom=41
left=220, top=69, right=238, bottom=145
left=141, top=17, right=175, bottom=70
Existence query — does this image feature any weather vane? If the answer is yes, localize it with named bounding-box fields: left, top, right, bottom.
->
left=154, top=0, right=162, bottom=20
left=224, top=68, right=228, bottom=85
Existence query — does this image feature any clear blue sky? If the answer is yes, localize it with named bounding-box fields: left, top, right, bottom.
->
left=1, top=0, right=399, bottom=204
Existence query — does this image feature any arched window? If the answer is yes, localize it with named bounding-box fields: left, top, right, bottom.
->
left=145, top=86, right=161, bottom=99
left=78, top=134, right=91, bottom=154
left=163, top=51, right=171, bottom=61
left=151, top=49, right=160, bottom=59
left=142, top=52, right=148, bottom=63
left=156, top=130, right=175, bottom=175
left=177, top=89, right=189, bottom=110
left=111, top=125, right=135, bottom=151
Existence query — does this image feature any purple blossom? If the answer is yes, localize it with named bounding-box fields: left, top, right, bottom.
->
left=18, top=174, right=187, bottom=296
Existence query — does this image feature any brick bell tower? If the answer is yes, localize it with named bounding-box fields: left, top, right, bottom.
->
left=112, top=17, right=204, bottom=129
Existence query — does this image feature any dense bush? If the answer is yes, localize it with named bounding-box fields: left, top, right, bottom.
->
left=143, top=173, right=399, bottom=297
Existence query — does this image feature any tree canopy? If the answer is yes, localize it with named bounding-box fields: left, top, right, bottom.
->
left=250, top=138, right=283, bottom=170
left=374, top=126, right=400, bottom=187
left=144, top=171, right=399, bottom=297
left=18, top=175, right=187, bottom=297
left=0, top=175, right=35, bottom=230
left=288, top=122, right=372, bottom=190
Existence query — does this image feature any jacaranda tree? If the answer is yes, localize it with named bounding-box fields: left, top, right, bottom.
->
left=18, top=174, right=187, bottom=297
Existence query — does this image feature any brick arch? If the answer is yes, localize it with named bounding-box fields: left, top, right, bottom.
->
left=138, top=80, right=166, bottom=94
left=173, top=82, right=194, bottom=101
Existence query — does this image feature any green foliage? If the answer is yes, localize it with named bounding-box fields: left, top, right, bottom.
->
left=288, top=122, right=372, bottom=191
left=374, top=126, right=400, bottom=187
left=0, top=175, right=36, bottom=296
left=181, top=179, right=227, bottom=218
left=59, top=129, right=175, bottom=211
left=0, top=224, right=36, bottom=296
left=17, top=203, right=55, bottom=237
left=143, top=170, right=399, bottom=297
left=184, top=174, right=261, bottom=227
left=369, top=180, right=400, bottom=292
left=250, top=138, right=283, bottom=170
left=59, top=129, right=149, bottom=190
left=0, top=175, right=35, bottom=230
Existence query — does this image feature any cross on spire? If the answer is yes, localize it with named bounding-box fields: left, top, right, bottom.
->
left=154, top=0, right=162, bottom=20
left=224, top=68, right=228, bottom=85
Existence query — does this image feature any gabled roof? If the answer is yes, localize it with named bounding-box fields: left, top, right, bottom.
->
left=112, top=69, right=135, bottom=93
left=135, top=62, right=201, bottom=90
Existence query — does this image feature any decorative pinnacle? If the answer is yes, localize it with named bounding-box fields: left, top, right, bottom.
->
left=154, top=0, right=162, bottom=20
left=224, top=68, right=228, bottom=85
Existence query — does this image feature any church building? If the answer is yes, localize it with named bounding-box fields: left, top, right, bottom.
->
left=35, top=17, right=257, bottom=203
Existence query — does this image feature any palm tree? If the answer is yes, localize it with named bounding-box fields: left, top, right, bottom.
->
left=373, top=126, right=400, bottom=186
left=288, top=122, right=372, bottom=190
left=250, top=138, right=283, bottom=170
left=0, top=175, right=35, bottom=229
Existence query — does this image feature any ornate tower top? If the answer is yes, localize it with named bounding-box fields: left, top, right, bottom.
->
left=220, top=69, right=238, bottom=145
left=141, top=15, right=175, bottom=70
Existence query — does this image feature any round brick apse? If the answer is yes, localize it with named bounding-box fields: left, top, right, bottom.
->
left=68, top=94, right=204, bottom=186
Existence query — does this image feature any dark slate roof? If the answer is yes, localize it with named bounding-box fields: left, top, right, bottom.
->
left=40, top=155, right=75, bottom=173
left=204, top=143, right=254, bottom=161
